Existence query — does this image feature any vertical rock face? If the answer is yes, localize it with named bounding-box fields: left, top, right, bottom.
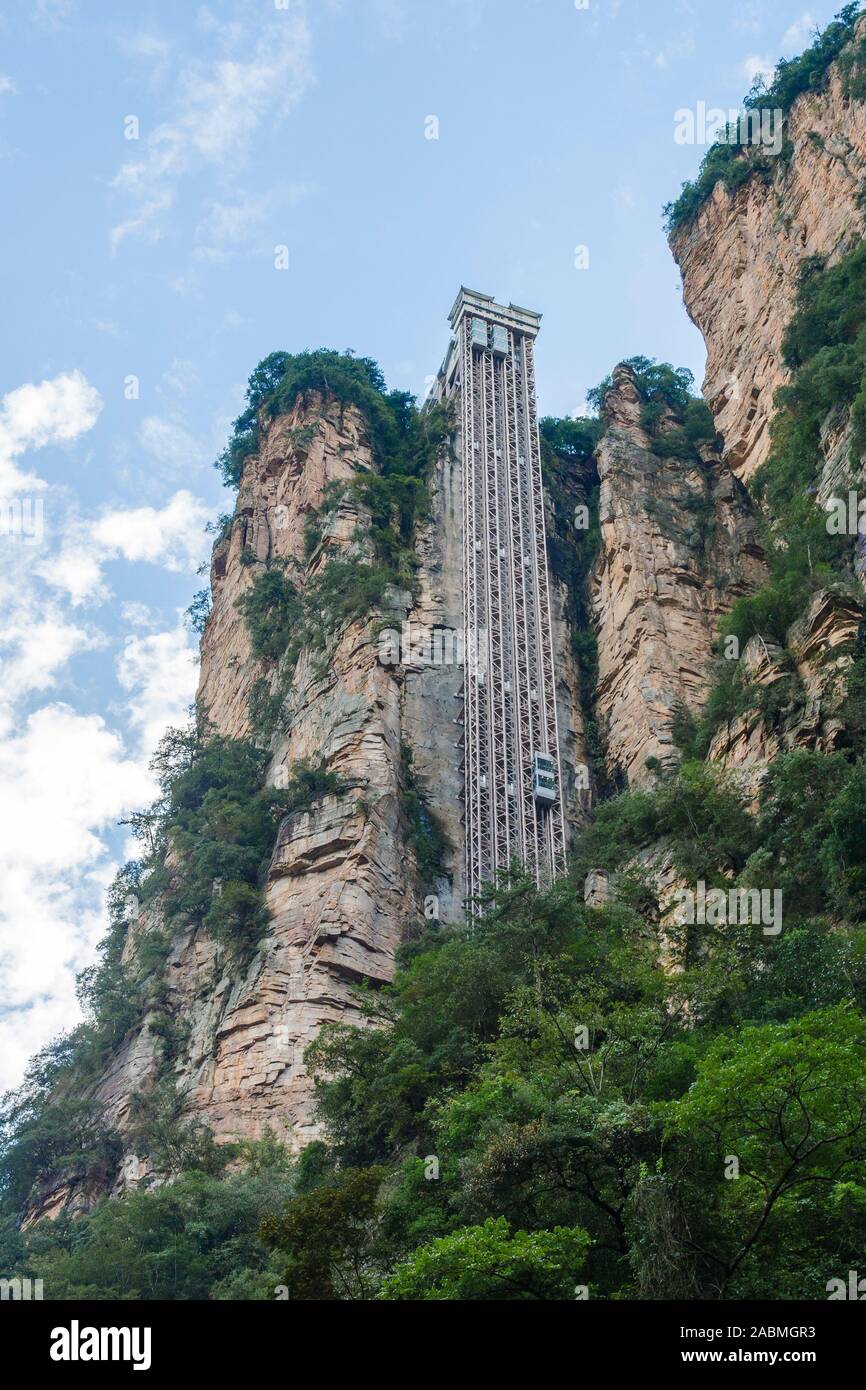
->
left=591, top=367, right=765, bottom=787
left=29, top=368, right=597, bottom=1223
left=671, top=31, right=866, bottom=482
left=197, top=392, right=374, bottom=739
left=549, top=569, right=594, bottom=839
left=705, top=589, right=864, bottom=803
left=668, top=28, right=866, bottom=793
left=82, top=394, right=437, bottom=1179
left=196, top=393, right=419, bottom=1148
left=401, top=446, right=466, bottom=917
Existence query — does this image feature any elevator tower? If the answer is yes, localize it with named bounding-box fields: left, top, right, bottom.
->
left=433, top=289, right=566, bottom=905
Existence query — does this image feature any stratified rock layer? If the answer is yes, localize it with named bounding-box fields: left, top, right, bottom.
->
left=591, top=367, right=765, bottom=787
left=671, top=29, right=866, bottom=482
left=77, top=393, right=438, bottom=1193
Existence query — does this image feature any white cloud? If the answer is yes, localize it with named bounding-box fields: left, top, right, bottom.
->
left=39, top=541, right=109, bottom=607
left=116, top=620, right=199, bottom=761
left=120, top=601, right=157, bottom=629
left=742, top=54, right=777, bottom=88
left=193, top=182, right=313, bottom=264
left=34, top=0, right=74, bottom=27
left=36, top=487, right=209, bottom=608
left=92, top=489, right=210, bottom=572
left=0, top=76, right=17, bottom=96
left=138, top=414, right=209, bottom=472
left=110, top=10, right=315, bottom=251
left=160, top=358, right=199, bottom=398
left=612, top=182, right=637, bottom=210
left=0, top=370, right=102, bottom=501
left=0, top=587, right=99, bottom=735
left=372, top=0, right=407, bottom=42
left=654, top=36, right=695, bottom=69
left=118, top=33, right=171, bottom=63
left=0, top=705, right=156, bottom=1089
left=781, top=14, right=816, bottom=55
left=197, top=196, right=270, bottom=246
left=0, top=368, right=206, bottom=1091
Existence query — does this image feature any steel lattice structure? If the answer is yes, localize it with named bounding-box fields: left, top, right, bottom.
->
left=434, top=289, right=566, bottom=907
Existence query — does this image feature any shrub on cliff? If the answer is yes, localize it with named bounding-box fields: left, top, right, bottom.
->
left=664, top=5, right=864, bottom=235
left=214, top=348, right=450, bottom=494
left=236, top=566, right=303, bottom=663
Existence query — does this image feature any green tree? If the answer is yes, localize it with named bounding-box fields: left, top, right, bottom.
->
left=379, top=1217, right=590, bottom=1301
left=661, top=1006, right=866, bottom=1298
left=260, top=1167, right=387, bottom=1300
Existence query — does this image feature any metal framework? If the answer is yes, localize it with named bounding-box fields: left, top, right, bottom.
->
left=435, top=289, right=566, bottom=906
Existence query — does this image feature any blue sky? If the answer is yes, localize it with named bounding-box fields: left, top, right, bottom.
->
left=0, top=0, right=848, bottom=1089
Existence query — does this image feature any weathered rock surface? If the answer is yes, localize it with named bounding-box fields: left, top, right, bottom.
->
left=42, top=393, right=437, bottom=1210
left=28, top=363, right=601, bottom=1223
left=591, top=367, right=765, bottom=787
left=671, top=24, right=866, bottom=483
left=707, top=588, right=864, bottom=802
left=667, top=31, right=866, bottom=797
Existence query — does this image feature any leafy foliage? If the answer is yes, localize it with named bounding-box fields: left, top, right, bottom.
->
left=236, top=566, right=303, bottom=663
left=260, top=1166, right=387, bottom=1300
left=214, top=348, right=451, bottom=500
left=1, top=1141, right=293, bottom=1300
left=379, top=1217, right=590, bottom=1300
left=589, top=357, right=718, bottom=461
left=8, top=740, right=866, bottom=1296
left=184, top=589, right=212, bottom=636
left=540, top=415, right=605, bottom=777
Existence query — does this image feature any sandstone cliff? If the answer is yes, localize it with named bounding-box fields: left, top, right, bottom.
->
left=31, top=360, right=603, bottom=1221
left=668, top=22, right=866, bottom=792
left=671, top=22, right=866, bottom=485
left=590, top=366, right=765, bottom=788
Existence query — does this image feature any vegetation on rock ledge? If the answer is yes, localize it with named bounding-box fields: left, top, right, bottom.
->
left=664, top=5, right=864, bottom=235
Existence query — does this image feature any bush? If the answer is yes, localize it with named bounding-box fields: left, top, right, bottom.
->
left=236, top=567, right=302, bottom=663
left=184, top=589, right=212, bottom=636
left=665, top=6, right=865, bottom=234
left=401, top=744, right=447, bottom=882
left=379, top=1217, right=590, bottom=1301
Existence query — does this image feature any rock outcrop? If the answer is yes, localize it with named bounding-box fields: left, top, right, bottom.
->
left=707, top=587, right=864, bottom=803
left=671, top=24, right=866, bottom=483
left=666, top=24, right=866, bottom=794
left=42, top=393, right=452, bottom=1209
left=591, top=367, right=765, bottom=787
